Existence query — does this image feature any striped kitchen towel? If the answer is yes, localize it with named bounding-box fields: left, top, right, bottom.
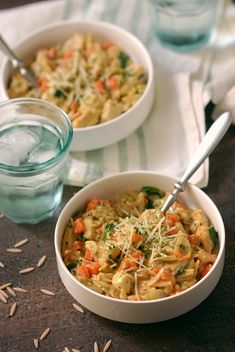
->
left=0, top=0, right=211, bottom=188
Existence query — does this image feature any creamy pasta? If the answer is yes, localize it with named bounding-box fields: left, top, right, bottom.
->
left=8, top=33, right=147, bottom=128
left=61, top=186, right=218, bottom=301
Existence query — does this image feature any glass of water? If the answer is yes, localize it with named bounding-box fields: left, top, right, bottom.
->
left=149, top=0, right=220, bottom=51
left=0, top=98, right=73, bottom=224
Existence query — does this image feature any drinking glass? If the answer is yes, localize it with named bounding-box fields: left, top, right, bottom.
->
left=0, top=98, right=73, bottom=224
left=149, top=0, right=220, bottom=51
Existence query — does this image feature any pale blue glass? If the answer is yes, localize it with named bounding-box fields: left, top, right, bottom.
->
left=149, top=0, right=220, bottom=51
left=0, top=98, right=73, bottom=224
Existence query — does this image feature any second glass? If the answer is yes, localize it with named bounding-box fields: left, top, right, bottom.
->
left=0, top=98, right=73, bottom=224
left=149, top=0, right=220, bottom=51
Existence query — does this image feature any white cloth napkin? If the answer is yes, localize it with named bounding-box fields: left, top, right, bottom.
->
left=204, top=0, right=235, bottom=123
left=0, top=0, right=215, bottom=188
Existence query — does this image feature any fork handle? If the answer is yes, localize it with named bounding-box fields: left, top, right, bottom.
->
left=0, top=35, right=22, bottom=69
left=161, top=111, right=232, bottom=213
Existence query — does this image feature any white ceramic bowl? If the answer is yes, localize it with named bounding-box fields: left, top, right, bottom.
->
left=54, top=171, right=225, bottom=324
left=0, top=21, right=154, bottom=151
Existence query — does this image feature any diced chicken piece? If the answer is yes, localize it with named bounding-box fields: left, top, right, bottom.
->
left=63, top=33, right=85, bottom=52
left=72, top=108, right=100, bottom=127
left=190, top=209, right=209, bottom=233
left=83, top=217, right=97, bottom=240
left=85, top=240, right=98, bottom=256
left=196, top=226, right=213, bottom=253
left=101, top=99, right=122, bottom=123
left=112, top=271, right=134, bottom=299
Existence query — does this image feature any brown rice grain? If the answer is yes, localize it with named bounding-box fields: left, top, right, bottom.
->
left=0, top=282, right=12, bottom=290
left=37, top=255, right=47, bottom=268
left=7, top=286, right=16, bottom=297
left=0, top=261, right=4, bottom=268
left=13, top=287, right=28, bottom=293
left=103, top=340, right=112, bottom=352
left=72, top=303, right=84, bottom=314
left=0, top=289, right=9, bottom=298
left=39, top=327, right=51, bottom=341
left=33, top=338, right=39, bottom=349
left=6, top=248, right=22, bottom=253
left=40, top=288, right=55, bottom=296
left=14, top=238, right=29, bottom=248
left=94, top=342, right=99, bottom=352
left=9, top=302, right=17, bottom=317
left=19, top=267, right=34, bottom=274
left=0, top=291, right=7, bottom=303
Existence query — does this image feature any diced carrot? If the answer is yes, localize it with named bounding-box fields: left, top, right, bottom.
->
left=131, top=233, right=143, bottom=244
left=64, top=51, right=74, bottom=60
left=47, top=48, right=56, bottom=59
left=107, top=77, right=118, bottom=89
left=188, top=234, right=201, bottom=245
left=72, top=241, right=83, bottom=250
left=167, top=214, right=180, bottom=225
left=86, top=262, right=101, bottom=276
left=38, top=79, right=48, bottom=91
left=96, top=226, right=103, bottom=236
left=87, top=197, right=100, bottom=210
left=71, top=101, right=79, bottom=111
left=103, top=199, right=111, bottom=206
left=130, top=249, right=143, bottom=260
left=74, top=218, right=85, bottom=235
left=200, top=263, right=213, bottom=277
left=95, top=80, right=105, bottom=92
left=103, top=42, right=114, bottom=50
left=84, top=249, right=94, bottom=261
left=175, top=248, right=183, bottom=258
left=77, top=264, right=90, bottom=278
left=161, top=269, right=172, bottom=281
left=150, top=267, right=160, bottom=276
left=119, top=259, right=137, bottom=272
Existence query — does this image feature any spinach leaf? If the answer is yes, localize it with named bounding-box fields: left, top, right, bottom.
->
left=118, top=51, right=129, bottom=68
left=54, top=89, right=66, bottom=98
left=101, top=223, right=114, bottom=241
left=66, top=262, right=77, bottom=271
left=209, top=226, right=218, bottom=247
left=176, top=267, right=185, bottom=276
left=141, top=186, right=165, bottom=198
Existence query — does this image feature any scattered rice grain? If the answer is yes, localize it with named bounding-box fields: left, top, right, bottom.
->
left=40, top=288, right=55, bottom=296
left=64, top=347, right=70, bottom=352
left=103, top=340, right=112, bottom=352
left=19, top=267, right=34, bottom=274
left=0, top=291, right=7, bottom=303
left=0, top=289, right=8, bottom=298
left=0, top=282, right=12, bottom=290
left=72, top=349, right=81, bottom=352
left=13, top=287, right=28, bottom=293
left=9, top=302, right=17, bottom=317
left=72, top=303, right=84, bottom=314
left=0, top=261, right=4, bottom=268
left=37, top=255, right=47, bottom=268
left=6, top=248, right=22, bottom=253
left=39, top=327, right=51, bottom=341
left=7, top=286, right=16, bottom=297
left=94, top=342, right=99, bottom=352
left=33, top=338, right=39, bottom=349
left=14, top=238, right=29, bottom=248
left=0, top=213, right=3, bottom=218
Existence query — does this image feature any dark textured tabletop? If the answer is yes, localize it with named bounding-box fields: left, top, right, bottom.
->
left=0, top=1, right=235, bottom=352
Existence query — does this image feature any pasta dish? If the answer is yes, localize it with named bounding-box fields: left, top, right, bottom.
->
left=61, top=186, right=218, bottom=301
left=8, top=33, right=147, bottom=128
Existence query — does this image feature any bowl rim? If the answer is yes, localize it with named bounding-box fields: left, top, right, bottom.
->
left=54, top=170, right=225, bottom=305
left=1, top=19, right=154, bottom=132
